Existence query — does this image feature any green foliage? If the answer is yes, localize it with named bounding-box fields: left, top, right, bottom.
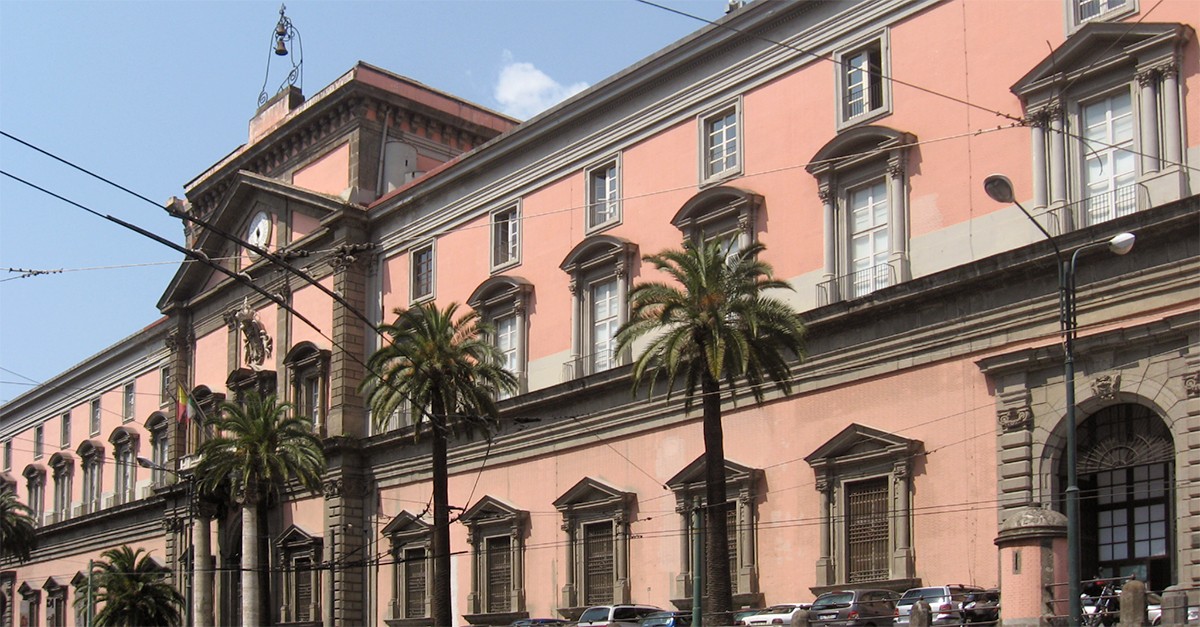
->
left=361, top=301, right=518, bottom=436
left=73, top=546, right=184, bottom=627
left=193, top=391, right=326, bottom=505
left=615, top=239, right=806, bottom=406
left=0, top=488, right=37, bottom=562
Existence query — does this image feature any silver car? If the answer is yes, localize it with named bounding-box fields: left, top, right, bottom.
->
left=895, top=585, right=984, bottom=626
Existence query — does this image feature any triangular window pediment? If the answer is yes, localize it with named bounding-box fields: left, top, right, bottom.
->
left=381, top=510, right=430, bottom=537
left=804, top=423, right=921, bottom=469
left=1011, top=22, right=1188, bottom=97
left=41, top=577, right=64, bottom=592
left=459, top=495, right=524, bottom=524
left=553, top=477, right=632, bottom=511
left=276, top=524, right=319, bottom=548
left=666, top=456, right=757, bottom=490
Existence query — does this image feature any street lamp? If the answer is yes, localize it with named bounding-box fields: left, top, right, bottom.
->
left=983, top=174, right=1134, bottom=626
left=137, top=457, right=194, bottom=627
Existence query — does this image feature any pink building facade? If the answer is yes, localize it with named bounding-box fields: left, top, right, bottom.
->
left=2, top=1, right=1198, bottom=626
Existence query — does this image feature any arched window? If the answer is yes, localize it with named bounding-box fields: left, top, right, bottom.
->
left=76, top=440, right=104, bottom=514
left=144, top=413, right=170, bottom=487
left=48, top=452, right=74, bottom=523
left=807, top=126, right=915, bottom=305
left=108, top=427, right=139, bottom=505
left=22, top=464, right=46, bottom=525
left=560, top=235, right=637, bottom=379
left=671, top=186, right=762, bottom=260
left=284, top=342, right=331, bottom=435
left=469, top=276, right=533, bottom=398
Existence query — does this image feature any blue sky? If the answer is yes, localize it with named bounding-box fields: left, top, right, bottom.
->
left=0, top=0, right=729, bottom=404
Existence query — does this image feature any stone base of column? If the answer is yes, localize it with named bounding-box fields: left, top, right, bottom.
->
left=995, top=506, right=1068, bottom=627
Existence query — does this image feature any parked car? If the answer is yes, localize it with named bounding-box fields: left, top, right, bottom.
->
left=961, top=589, right=1000, bottom=624
left=639, top=611, right=693, bottom=627
left=741, top=603, right=811, bottom=626
left=733, top=608, right=767, bottom=625
left=895, top=585, right=985, bottom=625
left=511, top=620, right=572, bottom=627
left=809, top=589, right=899, bottom=626
left=577, top=605, right=663, bottom=627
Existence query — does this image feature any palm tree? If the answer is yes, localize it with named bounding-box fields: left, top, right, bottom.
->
left=361, top=301, right=516, bottom=627
left=615, top=238, right=805, bottom=620
left=193, top=391, right=326, bottom=627
left=0, top=488, right=37, bottom=563
left=73, top=545, right=184, bottom=627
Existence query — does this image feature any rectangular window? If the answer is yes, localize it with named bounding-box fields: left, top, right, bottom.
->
left=1076, top=0, right=1131, bottom=23
left=160, top=366, right=172, bottom=406
left=403, top=547, right=428, bottom=618
left=583, top=520, right=615, bottom=606
left=848, top=179, right=891, bottom=298
left=836, top=35, right=890, bottom=127
left=34, top=425, right=44, bottom=459
left=495, top=314, right=518, bottom=400
left=123, top=382, right=136, bottom=422
left=53, top=471, right=71, bottom=518
left=151, top=429, right=170, bottom=486
left=491, top=206, right=520, bottom=269
left=90, top=398, right=101, bottom=435
left=411, top=244, right=435, bottom=302
left=590, top=279, right=620, bottom=373
left=727, top=505, right=739, bottom=595
left=60, top=413, right=71, bottom=448
left=293, top=556, right=315, bottom=621
left=115, top=446, right=134, bottom=504
left=703, top=108, right=740, bottom=180
left=587, top=159, right=621, bottom=230
left=82, top=459, right=101, bottom=512
left=302, top=374, right=321, bottom=426
left=1081, top=90, right=1136, bottom=226
left=2, top=440, right=10, bottom=470
left=485, top=535, right=512, bottom=613
left=845, top=477, right=890, bottom=583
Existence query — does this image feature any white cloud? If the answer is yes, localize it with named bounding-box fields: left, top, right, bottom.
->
left=494, top=50, right=588, bottom=120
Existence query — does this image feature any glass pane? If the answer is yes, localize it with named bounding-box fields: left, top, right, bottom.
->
left=1134, top=540, right=1150, bottom=557
left=1100, top=545, right=1113, bottom=561
left=1150, top=539, right=1166, bottom=556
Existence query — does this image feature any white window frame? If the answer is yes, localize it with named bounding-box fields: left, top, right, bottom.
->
left=469, top=276, right=533, bottom=398
left=147, top=414, right=170, bottom=487
left=89, top=398, right=101, bottom=436
left=1067, top=0, right=1137, bottom=31
left=34, top=424, right=44, bottom=459
left=490, top=203, right=522, bottom=271
left=122, top=382, right=136, bottom=423
left=585, top=155, right=622, bottom=232
left=109, top=429, right=137, bottom=506
left=159, top=365, right=172, bottom=407
left=60, top=413, right=71, bottom=449
left=409, top=241, right=436, bottom=304
left=79, top=443, right=103, bottom=514
left=50, top=455, right=73, bottom=522
left=834, top=31, right=892, bottom=129
left=560, top=236, right=636, bottom=380
left=1075, top=86, right=1139, bottom=226
left=844, top=176, right=892, bottom=299
left=698, top=99, right=743, bottom=185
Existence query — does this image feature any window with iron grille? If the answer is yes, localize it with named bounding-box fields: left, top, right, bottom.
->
left=727, top=505, right=739, bottom=594
left=404, top=547, right=428, bottom=618
left=485, top=535, right=512, bottom=613
left=845, top=478, right=890, bottom=583
left=583, top=521, right=615, bottom=606
left=294, top=557, right=314, bottom=621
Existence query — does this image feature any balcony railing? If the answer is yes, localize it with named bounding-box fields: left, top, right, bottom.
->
left=1050, top=184, right=1140, bottom=230
left=563, top=351, right=622, bottom=381
left=817, top=263, right=896, bottom=306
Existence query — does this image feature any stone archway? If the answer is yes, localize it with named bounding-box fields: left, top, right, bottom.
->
left=1057, top=403, right=1175, bottom=590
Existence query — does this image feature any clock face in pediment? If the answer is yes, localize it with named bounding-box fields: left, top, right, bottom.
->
left=246, top=210, right=272, bottom=253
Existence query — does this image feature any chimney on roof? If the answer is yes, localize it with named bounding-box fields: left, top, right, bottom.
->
left=249, top=85, right=304, bottom=143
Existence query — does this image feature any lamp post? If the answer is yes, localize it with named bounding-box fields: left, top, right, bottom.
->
left=137, top=456, right=194, bottom=627
left=983, top=174, right=1134, bottom=626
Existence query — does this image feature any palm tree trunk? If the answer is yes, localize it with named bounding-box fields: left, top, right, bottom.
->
left=243, top=497, right=262, bottom=627
left=431, top=398, right=452, bottom=627
left=701, top=371, right=733, bottom=623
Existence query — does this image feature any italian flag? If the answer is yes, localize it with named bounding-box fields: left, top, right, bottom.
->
left=176, top=384, right=198, bottom=425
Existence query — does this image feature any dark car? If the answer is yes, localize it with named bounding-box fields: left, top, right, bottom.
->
left=639, top=611, right=693, bottom=627
left=511, top=620, right=571, bottom=627
left=809, top=589, right=899, bottom=626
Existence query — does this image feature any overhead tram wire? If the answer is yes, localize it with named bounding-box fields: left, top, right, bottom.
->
left=0, top=130, right=378, bottom=332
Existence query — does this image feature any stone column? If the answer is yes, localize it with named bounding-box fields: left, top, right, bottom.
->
left=815, top=476, right=835, bottom=587
left=323, top=459, right=369, bottom=627
left=1137, top=68, right=1161, bottom=173
left=1048, top=103, right=1069, bottom=231
left=327, top=241, right=372, bottom=439
left=995, top=507, right=1068, bottom=627
left=892, top=462, right=913, bottom=579
left=1159, top=62, right=1182, bottom=166
left=514, top=299, right=528, bottom=393
left=164, top=321, right=194, bottom=460
left=996, top=389, right=1035, bottom=519
left=614, top=512, right=630, bottom=604
left=194, top=501, right=216, bottom=627
left=887, top=158, right=908, bottom=282
left=466, top=528, right=481, bottom=614
left=818, top=185, right=836, bottom=290
left=568, top=280, right=581, bottom=375
left=560, top=520, right=577, bottom=609
left=1029, top=111, right=1049, bottom=210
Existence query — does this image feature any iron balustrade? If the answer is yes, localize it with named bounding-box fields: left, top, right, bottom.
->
left=817, top=262, right=896, bottom=306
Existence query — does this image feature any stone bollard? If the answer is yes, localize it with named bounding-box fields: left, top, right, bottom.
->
left=910, top=599, right=932, bottom=627
left=791, top=608, right=810, bottom=627
left=1159, top=585, right=1189, bottom=627
left=1119, top=578, right=1147, bottom=627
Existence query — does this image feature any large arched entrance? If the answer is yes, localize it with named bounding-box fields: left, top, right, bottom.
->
left=1060, top=403, right=1175, bottom=590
